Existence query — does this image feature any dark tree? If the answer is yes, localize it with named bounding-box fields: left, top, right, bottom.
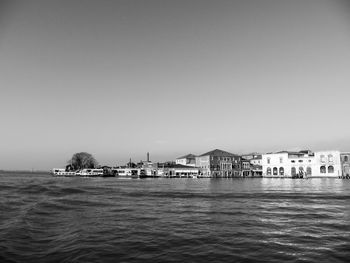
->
left=68, top=152, right=98, bottom=170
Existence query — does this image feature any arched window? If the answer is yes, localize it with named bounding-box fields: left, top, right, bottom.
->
left=344, top=156, right=349, bottom=162
left=328, top=166, right=334, bottom=173
left=306, top=167, right=312, bottom=175
left=279, top=167, right=284, bottom=176
left=273, top=167, right=278, bottom=175
left=320, top=166, right=326, bottom=173
left=267, top=167, right=271, bottom=175
left=320, top=155, right=326, bottom=163
left=328, top=154, right=334, bottom=162
left=291, top=167, right=296, bottom=176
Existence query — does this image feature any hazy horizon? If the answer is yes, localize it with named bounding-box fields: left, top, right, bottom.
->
left=1, top=0, right=350, bottom=170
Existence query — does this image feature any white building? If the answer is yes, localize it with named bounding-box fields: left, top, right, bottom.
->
left=262, top=150, right=341, bottom=178
left=262, top=151, right=290, bottom=177
left=175, top=154, right=197, bottom=167
left=313, top=151, right=341, bottom=177
left=250, top=156, right=262, bottom=166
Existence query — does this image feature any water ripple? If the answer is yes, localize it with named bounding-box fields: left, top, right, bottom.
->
left=0, top=173, right=350, bottom=262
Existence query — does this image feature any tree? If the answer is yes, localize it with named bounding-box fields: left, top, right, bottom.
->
left=68, top=152, right=98, bottom=170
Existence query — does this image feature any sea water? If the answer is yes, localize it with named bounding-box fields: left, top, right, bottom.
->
left=1, top=172, right=349, bottom=262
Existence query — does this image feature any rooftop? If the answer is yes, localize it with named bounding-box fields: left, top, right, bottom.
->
left=199, top=149, right=239, bottom=157
left=159, top=163, right=198, bottom=169
left=176, top=153, right=197, bottom=159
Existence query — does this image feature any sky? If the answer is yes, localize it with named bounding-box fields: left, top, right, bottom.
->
left=0, top=0, right=350, bottom=170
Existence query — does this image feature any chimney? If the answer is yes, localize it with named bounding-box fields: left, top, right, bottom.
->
left=147, top=152, right=150, bottom=162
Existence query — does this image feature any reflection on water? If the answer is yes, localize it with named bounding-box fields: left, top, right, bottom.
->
left=0, top=173, right=350, bottom=262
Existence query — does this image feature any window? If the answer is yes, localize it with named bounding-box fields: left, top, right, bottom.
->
left=298, top=160, right=303, bottom=163
left=267, top=167, right=271, bottom=175
left=328, top=155, right=333, bottom=162
left=306, top=167, right=312, bottom=175
left=267, top=158, right=270, bottom=164
left=344, top=156, right=349, bottom=162
left=320, top=155, right=326, bottom=163
left=273, top=167, right=278, bottom=175
left=320, top=166, right=326, bottom=173
left=280, top=157, right=283, bottom=163
left=328, top=166, right=334, bottom=173
left=299, top=167, right=304, bottom=176
left=291, top=160, right=295, bottom=163
left=291, top=167, right=296, bottom=176
left=279, top=167, right=284, bottom=175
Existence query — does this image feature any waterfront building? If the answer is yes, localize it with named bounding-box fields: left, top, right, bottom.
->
left=309, top=151, right=341, bottom=177
left=250, top=164, right=263, bottom=177
left=112, top=167, right=140, bottom=177
left=261, top=150, right=341, bottom=178
left=138, top=152, right=158, bottom=176
left=250, top=155, right=262, bottom=166
left=340, top=152, right=350, bottom=178
left=241, top=153, right=263, bottom=176
left=261, top=151, right=291, bottom=178
left=195, top=149, right=241, bottom=178
left=175, top=154, right=197, bottom=167
left=157, top=163, right=199, bottom=178
left=241, top=158, right=251, bottom=177
left=242, top=152, right=261, bottom=165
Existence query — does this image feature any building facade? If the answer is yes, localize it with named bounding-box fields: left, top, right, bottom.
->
left=241, top=158, right=251, bottom=177
left=340, top=152, right=350, bottom=178
left=312, top=151, right=341, bottom=177
left=261, top=150, right=341, bottom=178
left=157, top=163, right=199, bottom=178
left=262, top=152, right=291, bottom=177
left=242, top=153, right=262, bottom=177
left=195, top=149, right=241, bottom=177
left=175, top=154, right=197, bottom=167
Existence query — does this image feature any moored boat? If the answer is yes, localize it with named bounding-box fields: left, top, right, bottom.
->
left=76, top=169, right=104, bottom=177
left=51, top=168, right=77, bottom=177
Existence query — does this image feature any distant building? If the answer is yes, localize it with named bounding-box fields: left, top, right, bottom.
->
left=242, top=153, right=261, bottom=161
left=195, top=149, right=241, bottom=177
left=134, top=152, right=158, bottom=176
left=261, top=150, right=341, bottom=178
left=249, top=155, right=262, bottom=166
left=241, top=153, right=263, bottom=176
left=157, top=163, right=199, bottom=178
left=313, top=151, right=341, bottom=177
left=175, top=154, right=197, bottom=167
left=241, top=158, right=251, bottom=177
left=340, top=152, right=350, bottom=178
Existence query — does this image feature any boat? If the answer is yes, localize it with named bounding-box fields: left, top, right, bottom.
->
left=51, top=168, right=77, bottom=177
left=113, top=168, right=142, bottom=178
left=76, top=169, right=104, bottom=177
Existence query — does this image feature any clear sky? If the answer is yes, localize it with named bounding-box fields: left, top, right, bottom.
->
left=0, top=0, right=350, bottom=170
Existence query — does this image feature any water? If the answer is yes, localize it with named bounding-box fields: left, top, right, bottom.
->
left=1, top=172, right=350, bottom=262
